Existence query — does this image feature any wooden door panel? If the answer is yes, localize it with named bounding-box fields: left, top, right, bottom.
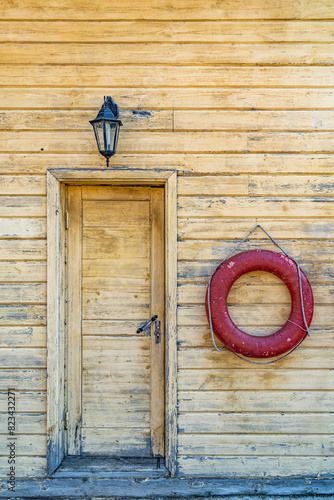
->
left=66, top=185, right=165, bottom=458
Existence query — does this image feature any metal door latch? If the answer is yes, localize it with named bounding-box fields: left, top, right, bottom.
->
left=154, top=320, right=161, bottom=344
left=137, top=315, right=158, bottom=334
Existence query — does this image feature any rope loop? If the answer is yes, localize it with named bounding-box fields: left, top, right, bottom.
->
left=207, top=223, right=311, bottom=365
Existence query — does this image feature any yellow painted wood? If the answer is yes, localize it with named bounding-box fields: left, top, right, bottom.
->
left=175, top=110, right=334, bottom=131
left=178, top=261, right=334, bottom=284
left=0, top=305, right=46, bottom=325
left=2, top=131, right=334, bottom=153
left=178, top=370, right=334, bottom=391
left=177, top=304, right=334, bottom=327
left=0, top=218, right=46, bottom=238
left=2, top=65, right=334, bottom=88
left=178, top=196, right=334, bottom=218
left=0, top=283, right=46, bottom=303
left=0, top=175, right=45, bottom=195
left=178, top=217, right=334, bottom=240
left=178, top=434, right=334, bottom=456
left=178, top=239, right=334, bottom=262
left=2, top=153, right=334, bottom=175
left=0, top=1, right=332, bottom=20
left=0, top=197, right=46, bottom=217
left=0, top=262, right=46, bottom=282
left=1, top=21, right=333, bottom=42
left=178, top=348, right=334, bottom=370
left=2, top=43, right=334, bottom=65
left=0, top=110, right=172, bottom=131
left=150, top=188, right=165, bottom=456
left=178, top=282, right=334, bottom=305
left=1, top=88, right=334, bottom=109
left=66, top=186, right=82, bottom=455
left=0, top=240, right=46, bottom=260
left=178, top=390, right=334, bottom=413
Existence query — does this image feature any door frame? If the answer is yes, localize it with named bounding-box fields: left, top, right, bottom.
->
left=46, top=168, right=177, bottom=476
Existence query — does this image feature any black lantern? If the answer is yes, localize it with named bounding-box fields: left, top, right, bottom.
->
left=90, top=96, right=123, bottom=167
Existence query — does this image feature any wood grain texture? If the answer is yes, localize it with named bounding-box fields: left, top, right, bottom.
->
left=1, top=21, right=333, bottom=42
left=0, top=0, right=333, bottom=20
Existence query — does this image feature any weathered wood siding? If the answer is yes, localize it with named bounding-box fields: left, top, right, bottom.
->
left=0, top=0, right=334, bottom=478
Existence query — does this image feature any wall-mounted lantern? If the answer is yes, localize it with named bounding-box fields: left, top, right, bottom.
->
left=90, top=96, right=123, bottom=167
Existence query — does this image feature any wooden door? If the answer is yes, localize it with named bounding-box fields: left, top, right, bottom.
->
left=66, top=185, right=165, bottom=459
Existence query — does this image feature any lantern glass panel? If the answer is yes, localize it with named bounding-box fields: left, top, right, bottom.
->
left=94, top=121, right=104, bottom=153
left=105, top=121, right=117, bottom=152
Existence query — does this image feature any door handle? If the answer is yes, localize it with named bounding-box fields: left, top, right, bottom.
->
left=137, top=315, right=158, bottom=334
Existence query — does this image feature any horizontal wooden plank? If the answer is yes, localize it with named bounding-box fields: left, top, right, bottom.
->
left=1, top=21, right=333, bottom=42
left=0, top=369, right=46, bottom=390
left=0, top=434, right=46, bottom=456
left=178, top=283, right=334, bottom=305
left=1, top=153, right=334, bottom=175
left=175, top=110, right=334, bottom=131
left=0, top=175, right=45, bottom=195
left=2, top=43, right=334, bottom=65
left=178, top=434, right=334, bottom=456
left=2, top=65, right=334, bottom=88
left=178, top=175, right=249, bottom=196
left=178, top=240, right=334, bottom=262
left=82, top=411, right=150, bottom=428
left=0, top=348, right=46, bottom=367
left=250, top=175, right=334, bottom=196
left=0, top=262, right=46, bottom=282
left=0, top=283, right=46, bottom=303
left=82, top=185, right=152, bottom=200
left=178, top=326, right=334, bottom=348
left=1, top=131, right=334, bottom=153
left=82, top=428, right=150, bottom=457
left=178, top=390, right=334, bottom=412
left=0, top=305, right=46, bottom=325
left=178, top=348, right=334, bottom=370
left=0, top=413, right=46, bottom=434
left=82, top=320, right=145, bottom=336
left=0, top=240, right=46, bottom=260
left=178, top=304, right=333, bottom=327
left=1, top=1, right=332, bottom=20
left=178, top=197, right=334, bottom=218
left=179, top=174, right=334, bottom=197
left=0, top=197, right=45, bottom=217
left=177, top=456, right=334, bottom=478
left=0, top=456, right=46, bottom=478
left=0, top=110, right=172, bottom=131
left=178, top=412, right=334, bottom=434
left=178, top=261, right=334, bottom=284
left=2, top=88, right=334, bottom=110
left=178, top=370, right=334, bottom=391
left=0, top=218, right=46, bottom=238
left=0, top=391, right=45, bottom=412
left=83, top=392, right=149, bottom=410
left=0, top=326, right=46, bottom=347
left=178, top=217, right=334, bottom=240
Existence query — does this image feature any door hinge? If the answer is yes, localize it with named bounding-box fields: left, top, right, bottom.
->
left=65, top=212, right=69, bottom=230
left=64, top=410, right=69, bottom=430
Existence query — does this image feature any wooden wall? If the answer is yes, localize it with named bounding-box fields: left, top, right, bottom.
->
left=0, top=0, right=334, bottom=478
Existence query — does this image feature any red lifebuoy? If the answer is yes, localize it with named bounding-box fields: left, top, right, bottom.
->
left=206, top=249, right=314, bottom=358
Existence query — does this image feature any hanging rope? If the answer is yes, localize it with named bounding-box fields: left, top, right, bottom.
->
left=207, top=223, right=311, bottom=365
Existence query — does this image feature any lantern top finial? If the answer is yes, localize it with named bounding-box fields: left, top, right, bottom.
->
left=90, top=96, right=122, bottom=124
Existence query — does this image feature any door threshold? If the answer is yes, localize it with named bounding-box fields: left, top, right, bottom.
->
left=53, top=456, right=169, bottom=478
